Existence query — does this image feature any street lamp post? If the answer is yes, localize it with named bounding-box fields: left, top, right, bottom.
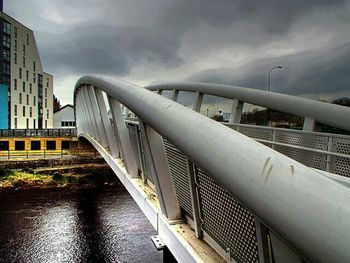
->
left=267, top=66, right=282, bottom=126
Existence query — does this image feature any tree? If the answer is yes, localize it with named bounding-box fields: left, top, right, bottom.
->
left=53, top=94, right=61, bottom=112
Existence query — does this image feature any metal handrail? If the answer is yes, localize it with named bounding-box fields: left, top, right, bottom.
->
left=74, top=75, right=350, bottom=262
left=145, top=82, right=350, bottom=131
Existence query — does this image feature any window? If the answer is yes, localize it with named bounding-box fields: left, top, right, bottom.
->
left=23, top=57, right=25, bottom=67
left=19, top=68, right=22, bottom=79
left=14, top=39, right=17, bottom=51
left=22, top=81, right=25, bottom=92
left=29, top=83, right=32, bottom=94
left=15, top=141, right=25, bottom=151
left=45, top=120, right=47, bottom=128
left=45, top=88, right=47, bottom=97
left=2, top=63, right=10, bottom=75
left=14, top=79, right=17, bottom=90
left=2, top=35, right=10, bottom=48
left=14, top=105, right=17, bottom=116
left=33, top=96, right=36, bottom=106
left=47, top=109, right=49, bottom=119
left=33, top=61, right=36, bottom=71
left=33, top=119, right=36, bottom=129
left=2, top=49, right=10, bottom=61
left=3, top=21, right=10, bottom=35
left=14, top=118, right=17, bottom=129
left=46, top=141, right=56, bottom=150
left=14, top=27, right=17, bottom=39
left=23, top=44, right=25, bottom=55
left=31, top=141, right=40, bottom=150
left=45, top=99, right=47, bottom=108
left=26, top=34, right=29, bottom=45
left=23, top=106, right=25, bottom=116
left=19, top=93, right=22, bottom=104
left=26, top=95, right=29, bottom=105
left=0, top=141, right=9, bottom=151
left=33, top=73, right=36, bottom=83
left=46, top=79, right=49, bottom=87
left=14, top=52, right=17, bottom=64
left=61, top=141, right=70, bottom=150
left=29, top=107, right=32, bottom=117
left=26, top=70, right=29, bottom=81
left=26, top=118, right=29, bottom=129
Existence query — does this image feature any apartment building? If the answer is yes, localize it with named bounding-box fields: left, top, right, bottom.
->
left=0, top=4, right=53, bottom=129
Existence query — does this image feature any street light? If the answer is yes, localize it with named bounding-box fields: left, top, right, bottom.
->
left=267, top=66, right=282, bottom=126
left=268, top=66, right=282, bottom=92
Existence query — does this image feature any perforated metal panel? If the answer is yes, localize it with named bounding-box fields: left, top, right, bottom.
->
left=239, top=126, right=273, bottom=141
left=330, top=138, right=350, bottom=177
left=196, top=167, right=259, bottom=263
left=163, top=139, right=193, bottom=217
left=139, top=131, right=155, bottom=184
left=274, top=131, right=328, bottom=170
left=126, top=123, right=142, bottom=170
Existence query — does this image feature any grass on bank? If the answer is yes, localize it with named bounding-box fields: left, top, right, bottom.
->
left=0, top=166, right=117, bottom=189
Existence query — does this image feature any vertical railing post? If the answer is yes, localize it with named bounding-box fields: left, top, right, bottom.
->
left=172, top=89, right=179, bottom=102
left=80, top=87, right=97, bottom=138
left=107, top=96, right=138, bottom=177
left=94, top=88, right=120, bottom=158
left=87, top=86, right=107, bottom=147
left=326, top=136, right=333, bottom=172
left=255, top=219, right=271, bottom=263
left=303, top=117, right=319, bottom=132
left=193, top=92, right=203, bottom=113
left=187, top=160, right=203, bottom=238
left=78, top=94, right=91, bottom=135
left=229, top=99, right=243, bottom=124
left=139, top=119, right=182, bottom=221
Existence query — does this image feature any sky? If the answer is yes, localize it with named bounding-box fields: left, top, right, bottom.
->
left=5, top=0, right=350, bottom=107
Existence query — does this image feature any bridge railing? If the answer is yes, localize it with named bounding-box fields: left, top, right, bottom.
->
left=74, top=75, right=350, bottom=263
left=145, top=82, right=350, bottom=132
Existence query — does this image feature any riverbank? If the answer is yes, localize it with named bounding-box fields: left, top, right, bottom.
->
left=0, top=163, right=120, bottom=191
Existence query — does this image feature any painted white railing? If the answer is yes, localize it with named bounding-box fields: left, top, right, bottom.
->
left=74, top=75, right=350, bottom=263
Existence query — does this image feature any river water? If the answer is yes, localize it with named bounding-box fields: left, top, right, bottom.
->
left=0, top=186, right=162, bottom=263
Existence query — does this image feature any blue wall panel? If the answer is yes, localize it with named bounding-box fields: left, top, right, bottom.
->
left=0, top=84, right=8, bottom=129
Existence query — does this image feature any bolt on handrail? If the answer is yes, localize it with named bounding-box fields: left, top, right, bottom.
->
left=145, top=82, right=350, bottom=131
left=74, top=75, right=350, bottom=262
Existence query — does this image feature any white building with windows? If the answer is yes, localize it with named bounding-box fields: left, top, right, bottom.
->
left=0, top=4, right=53, bottom=129
left=53, top=104, right=76, bottom=129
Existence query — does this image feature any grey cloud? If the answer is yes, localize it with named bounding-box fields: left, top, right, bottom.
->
left=161, top=0, right=346, bottom=35
left=187, top=42, right=350, bottom=99
left=39, top=25, right=183, bottom=76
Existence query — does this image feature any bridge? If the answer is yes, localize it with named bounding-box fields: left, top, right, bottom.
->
left=74, top=75, right=350, bottom=263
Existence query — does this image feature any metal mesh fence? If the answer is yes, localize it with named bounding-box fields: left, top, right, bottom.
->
left=163, top=139, right=193, bottom=217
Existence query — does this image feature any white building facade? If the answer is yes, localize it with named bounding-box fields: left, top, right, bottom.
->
left=53, top=104, right=75, bottom=129
left=0, top=7, right=53, bottom=129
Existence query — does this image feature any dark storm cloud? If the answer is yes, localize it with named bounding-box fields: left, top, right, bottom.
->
left=161, top=0, right=346, bottom=35
left=187, top=42, right=350, bottom=99
left=39, top=25, right=183, bottom=76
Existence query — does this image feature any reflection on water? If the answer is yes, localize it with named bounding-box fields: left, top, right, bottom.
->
left=0, top=186, right=162, bottom=263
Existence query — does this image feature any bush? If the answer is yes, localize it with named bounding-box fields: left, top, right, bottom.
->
left=52, top=173, right=64, bottom=181
left=0, top=167, right=12, bottom=177
left=21, top=167, right=34, bottom=174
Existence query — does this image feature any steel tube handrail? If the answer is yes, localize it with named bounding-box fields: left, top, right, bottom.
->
left=145, top=82, right=350, bottom=131
left=74, top=75, right=350, bottom=262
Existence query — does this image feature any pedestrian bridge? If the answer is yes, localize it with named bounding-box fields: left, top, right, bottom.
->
left=74, top=75, right=350, bottom=263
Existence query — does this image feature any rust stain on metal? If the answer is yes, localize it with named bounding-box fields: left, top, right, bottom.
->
left=290, top=165, right=295, bottom=176
left=262, top=157, right=271, bottom=175
left=264, top=164, right=273, bottom=184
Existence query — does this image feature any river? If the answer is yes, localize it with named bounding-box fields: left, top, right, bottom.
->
left=0, top=185, right=163, bottom=262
